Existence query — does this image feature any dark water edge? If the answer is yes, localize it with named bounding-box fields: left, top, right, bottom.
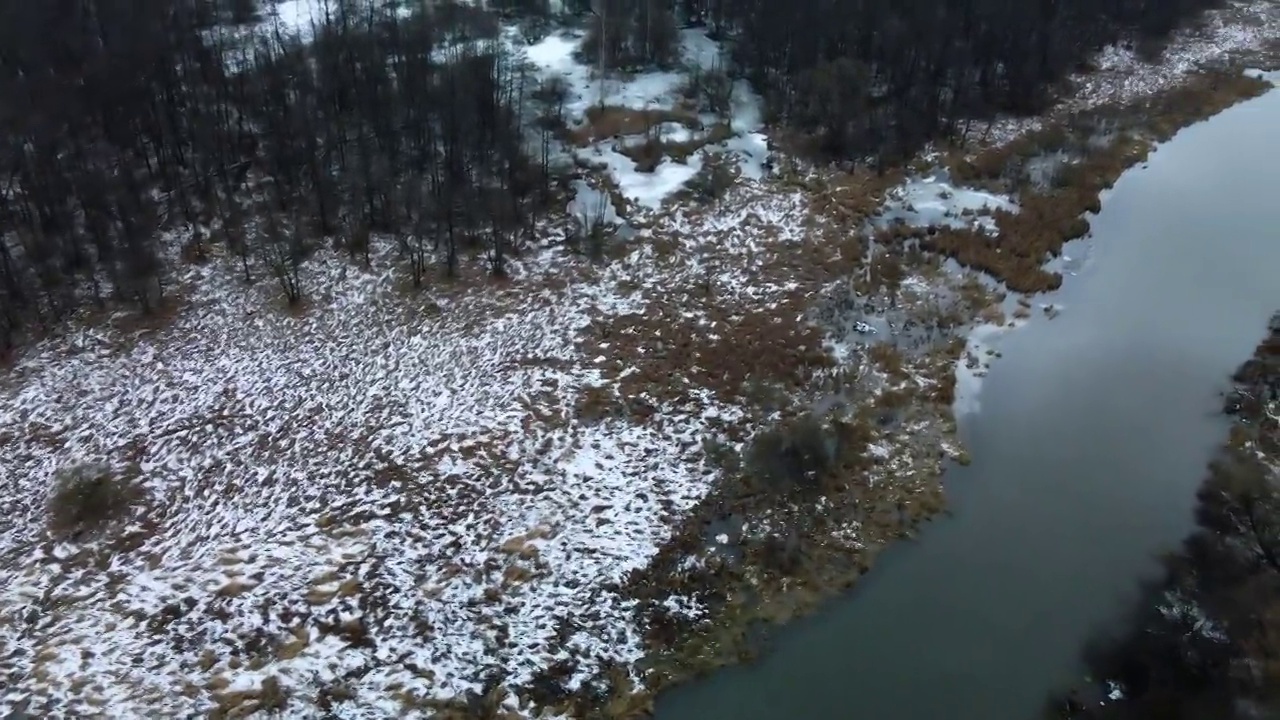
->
left=656, top=82, right=1280, bottom=720
left=1051, top=313, right=1280, bottom=719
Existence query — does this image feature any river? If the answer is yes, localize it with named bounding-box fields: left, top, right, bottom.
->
left=657, top=77, right=1280, bottom=720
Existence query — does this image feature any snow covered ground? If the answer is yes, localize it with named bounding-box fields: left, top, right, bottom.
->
left=268, top=0, right=418, bottom=40
left=878, top=173, right=1015, bottom=235
left=0, top=166, right=830, bottom=717
left=0, top=10, right=802, bottom=715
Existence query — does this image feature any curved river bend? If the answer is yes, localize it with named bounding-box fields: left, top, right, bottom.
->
left=658, top=80, right=1280, bottom=720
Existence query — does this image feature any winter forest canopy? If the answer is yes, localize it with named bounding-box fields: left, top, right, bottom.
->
left=0, top=0, right=1222, bottom=352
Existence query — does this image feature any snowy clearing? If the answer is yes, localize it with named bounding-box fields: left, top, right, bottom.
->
left=0, top=169, right=833, bottom=717
left=519, top=28, right=770, bottom=211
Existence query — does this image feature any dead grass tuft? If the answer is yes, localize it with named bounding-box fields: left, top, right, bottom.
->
left=573, top=384, right=625, bottom=424
left=867, top=344, right=908, bottom=381
left=617, top=123, right=736, bottom=172
left=570, top=106, right=702, bottom=146
left=46, top=463, right=143, bottom=540
left=807, top=166, right=906, bottom=226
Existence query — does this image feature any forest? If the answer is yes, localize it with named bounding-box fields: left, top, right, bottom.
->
left=0, top=0, right=1224, bottom=353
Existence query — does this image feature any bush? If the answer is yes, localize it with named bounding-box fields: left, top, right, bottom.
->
left=744, top=414, right=837, bottom=494
left=681, top=65, right=734, bottom=118
left=686, top=155, right=737, bottom=204
left=47, top=463, right=141, bottom=539
left=757, top=529, right=805, bottom=574
left=622, top=137, right=665, bottom=173
left=572, top=191, right=616, bottom=261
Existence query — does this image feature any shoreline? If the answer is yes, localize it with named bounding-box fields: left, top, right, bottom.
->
left=1049, top=312, right=1280, bottom=718
left=605, top=46, right=1280, bottom=720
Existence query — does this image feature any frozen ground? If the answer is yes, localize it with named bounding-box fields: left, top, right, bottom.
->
left=0, top=169, right=832, bottom=717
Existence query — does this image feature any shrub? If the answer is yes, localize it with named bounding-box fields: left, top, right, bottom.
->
left=701, top=435, right=740, bottom=472
left=259, top=676, right=290, bottom=713
left=757, top=529, right=805, bottom=574
left=744, top=414, right=837, bottom=494
left=622, top=136, right=665, bottom=173
left=686, top=155, right=737, bottom=204
left=682, top=65, right=734, bottom=118
left=572, top=192, right=616, bottom=261
left=46, top=463, right=141, bottom=539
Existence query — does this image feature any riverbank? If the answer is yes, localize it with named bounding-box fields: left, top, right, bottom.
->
left=1049, top=313, right=1280, bottom=719
left=654, top=51, right=1280, bottom=720
left=619, top=40, right=1280, bottom=720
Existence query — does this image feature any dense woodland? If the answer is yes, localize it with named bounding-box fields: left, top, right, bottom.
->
left=0, top=0, right=1224, bottom=351
left=690, top=0, right=1226, bottom=158
left=1052, top=316, right=1280, bottom=720
left=0, top=0, right=558, bottom=352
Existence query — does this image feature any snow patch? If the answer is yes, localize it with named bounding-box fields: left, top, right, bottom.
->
left=953, top=321, right=1021, bottom=416
left=879, top=174, right=1016, bottom=234
left=521, top=27, right=770, bottom=212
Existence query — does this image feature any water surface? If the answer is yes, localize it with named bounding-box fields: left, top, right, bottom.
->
left=658, top=83, right=1280, bottom=720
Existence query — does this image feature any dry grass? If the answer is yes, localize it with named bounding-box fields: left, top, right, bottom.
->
left=618, top=137, right=666, bottom=173
left=665, top=123, right=735, bottom=161
left=807, top=165, right=907, bottom=227
left=679, top=154, right=739, bottom=205
left=948, top=123, right=1074, bottom=190
left=582, top=291, right=833, bottom=434
left=936, top=71, right=1270, bottom=293
left=616, top=123, right=736, bottom=172
left=569, top=106, right=703, bottom=146
left=46, top=463, right=144, bottom=541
